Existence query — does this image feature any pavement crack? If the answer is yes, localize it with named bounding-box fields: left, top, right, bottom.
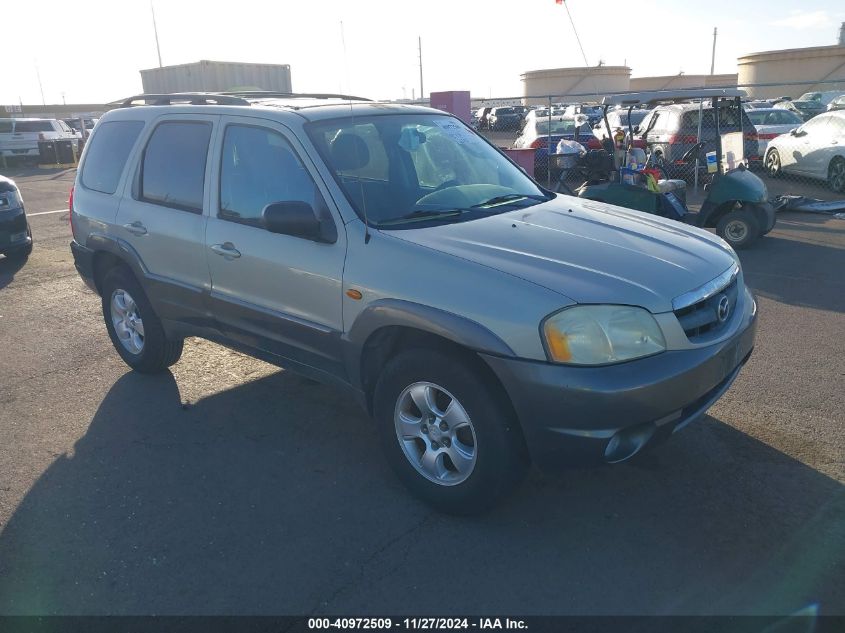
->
left=309, top=512, right=434, bottom=613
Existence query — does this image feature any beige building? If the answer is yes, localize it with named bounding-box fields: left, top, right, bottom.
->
left=521, top=66, right=631, bottom=104
left=629, top=73, right=738, bottom=92
left=737, top=44, right=845, bottom=99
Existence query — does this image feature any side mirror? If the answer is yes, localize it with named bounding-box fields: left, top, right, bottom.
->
left=633, top=125, right=640, bottom=134
left=262, top=201, right=323, bottom=241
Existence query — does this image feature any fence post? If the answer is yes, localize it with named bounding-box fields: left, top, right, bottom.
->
left=547, top=96, right=553, bottom=188
left=694, top=99, right=704, bottom=193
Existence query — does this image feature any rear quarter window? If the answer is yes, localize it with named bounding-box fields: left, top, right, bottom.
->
left=81, top=120, right=145, bottom=194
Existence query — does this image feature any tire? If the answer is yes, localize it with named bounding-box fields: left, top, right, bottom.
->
left=828, top=157, right=845, bottom=193
left=765, top=149, right=782, bottom=178
left=716, top=209, right=760, bottom=250
left=101, top=267, right=183, bottom=373
left=373, top=349, right=529, bottom=515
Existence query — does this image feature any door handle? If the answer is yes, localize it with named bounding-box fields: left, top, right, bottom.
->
left=123, top=221, right=147, bottom=236
left=210, top=242, right=241, bottom=259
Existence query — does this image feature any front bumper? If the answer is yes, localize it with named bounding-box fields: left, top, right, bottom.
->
left=0, top=207, right=31, bottom=255
left=482, top=302, right=757, bottom=469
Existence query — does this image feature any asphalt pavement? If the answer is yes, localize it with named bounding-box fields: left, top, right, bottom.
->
left=0, top=168, right=843, bottom=616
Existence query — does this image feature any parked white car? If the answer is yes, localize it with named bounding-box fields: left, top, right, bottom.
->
left=0, top=118, right=79, bottom=160
left=745, top=108, right=803, bottom=158
left=764, top=111, right=845, bottom=192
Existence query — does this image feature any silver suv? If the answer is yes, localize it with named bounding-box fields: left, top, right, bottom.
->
left=70, top=92, right=757, bottom=513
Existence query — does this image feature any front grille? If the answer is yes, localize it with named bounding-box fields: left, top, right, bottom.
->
left=674, top=278, right=738, bottom=341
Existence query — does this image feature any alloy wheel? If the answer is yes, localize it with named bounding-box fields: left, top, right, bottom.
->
left=110, top=289, right=145, bottom=355
left=393, top=381, right=477, bottom=486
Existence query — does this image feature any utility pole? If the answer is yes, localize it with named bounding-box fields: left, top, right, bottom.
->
left=710, top=27, right=717, bottom=75
left=151, top=0, right=163, bottom=67
left=35, top=62, right=46, bottom=106
left=418, top=36, right=424, bottom=102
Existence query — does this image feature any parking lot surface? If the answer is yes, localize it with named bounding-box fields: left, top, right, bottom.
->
left=0, top=168, right=843, bottom=616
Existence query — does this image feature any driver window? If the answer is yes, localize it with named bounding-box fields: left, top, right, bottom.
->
left=219, top=125, right=320, bottom=227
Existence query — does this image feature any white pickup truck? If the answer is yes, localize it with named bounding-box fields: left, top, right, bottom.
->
left=0, top=118, right=79, bottom=161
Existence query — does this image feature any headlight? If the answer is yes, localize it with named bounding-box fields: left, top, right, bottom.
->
left=542, top=305, right=666, bottom=365
left=0, top=189, right=22, bottom=210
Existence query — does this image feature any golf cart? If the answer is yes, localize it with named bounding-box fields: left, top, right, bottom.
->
left=555, top=89, right=776, bottom=249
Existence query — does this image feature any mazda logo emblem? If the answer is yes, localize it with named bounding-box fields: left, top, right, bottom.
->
left=717, top=295, right=730, bottom=322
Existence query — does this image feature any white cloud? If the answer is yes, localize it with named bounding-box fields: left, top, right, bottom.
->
left=770, top=10, right=835, bottom=30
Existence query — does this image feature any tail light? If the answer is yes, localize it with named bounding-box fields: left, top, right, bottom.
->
left=529, top=138, right=546, bottom=149
left=757, top=132, right=778, bottom=140
left=631, top=138, right=647, bottom=149
left=68, top=185, right=76, bottom=239
left=668, top=135, right=699, bottom=144
left=744, top=132, right=758, bottom=142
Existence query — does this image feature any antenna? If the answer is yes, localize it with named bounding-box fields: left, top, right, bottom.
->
left=150, top=0, right=163, bottom=67
left=340, top=20, right=371, bottom=243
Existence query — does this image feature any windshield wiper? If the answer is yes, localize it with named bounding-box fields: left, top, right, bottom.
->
left=471, top=193, right=548, bottom=208
left=378, top=209, right=466, bottom=226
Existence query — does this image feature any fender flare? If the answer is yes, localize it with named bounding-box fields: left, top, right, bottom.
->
left=343, top=298, right=515, bottom=390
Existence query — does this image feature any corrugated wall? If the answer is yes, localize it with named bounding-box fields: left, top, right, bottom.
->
left=141, top=61, right=292, bottom=94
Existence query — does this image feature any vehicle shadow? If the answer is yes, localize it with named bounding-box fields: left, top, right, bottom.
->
left=0, top=370, right=841, bottom=615
left=0, top=254, right=27, bottom=291
left=738, top=220, right=845, bottom=313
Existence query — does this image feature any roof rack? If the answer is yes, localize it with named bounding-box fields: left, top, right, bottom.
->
left=118, top=93, right=250, bottom=108
left=221, top=90, right=372, bottom=102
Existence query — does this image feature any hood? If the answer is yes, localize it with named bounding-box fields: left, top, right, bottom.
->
left=386, top=196, right=737, bottom=313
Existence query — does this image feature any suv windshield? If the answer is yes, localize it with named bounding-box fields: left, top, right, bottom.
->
left=307, top=114, right=548, bottom=227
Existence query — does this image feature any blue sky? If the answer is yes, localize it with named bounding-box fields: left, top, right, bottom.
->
left=2, top=0, right=844, bottom=105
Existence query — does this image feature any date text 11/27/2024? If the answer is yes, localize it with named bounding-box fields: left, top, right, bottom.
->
left=307, top=618, right=528, bottom=630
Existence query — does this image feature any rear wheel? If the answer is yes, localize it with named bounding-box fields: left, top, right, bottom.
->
left=101, top=267, right=183, bottom=373
left=373, top=349, right=528, bottom=514
left=717, top=209, right=760, bottom=250
left=828, top=157, right=845, bottom=193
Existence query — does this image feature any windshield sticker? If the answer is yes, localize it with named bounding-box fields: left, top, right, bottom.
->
left=433, top=119, right=478, bottom=145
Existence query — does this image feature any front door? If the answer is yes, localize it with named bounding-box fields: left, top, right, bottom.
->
left=205, top=116, right=347, bottom=377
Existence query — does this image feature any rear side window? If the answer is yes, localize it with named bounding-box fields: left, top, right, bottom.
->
left=0, top=120, right=12, bottom=133
left=140, top=121, right=212, bottom=213
left=15, top=120, right=54, bottom=133
left=81, top=120, right=145, bottom=194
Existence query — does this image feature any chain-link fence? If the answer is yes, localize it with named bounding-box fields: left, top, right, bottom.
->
left=470, top=79, right=845, bottom=206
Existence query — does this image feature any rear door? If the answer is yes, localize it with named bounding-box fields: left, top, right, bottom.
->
left=115, top=114, right=217, bottom=325
left=205, top=116, right=347, bottom=377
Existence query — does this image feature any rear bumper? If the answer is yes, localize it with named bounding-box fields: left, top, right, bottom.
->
left=482, top=301, right=757, bottom=470
left=70, top=240, right=98, bottom=292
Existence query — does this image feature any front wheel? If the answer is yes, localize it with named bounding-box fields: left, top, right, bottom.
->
left=373, top=349, right=528, bottom=515
left=717, top=209, right=760, bottom=250
left=828, top=157, right=845, bottom=193
left=765, top=149, right=782, bottom=178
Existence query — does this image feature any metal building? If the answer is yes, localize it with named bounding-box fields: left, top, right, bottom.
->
left=140, top=60, right=292, bottom=94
